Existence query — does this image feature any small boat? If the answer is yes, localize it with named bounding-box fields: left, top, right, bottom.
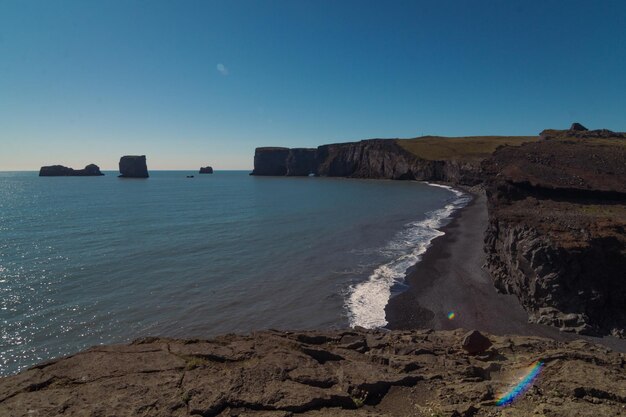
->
left=186, top=175, right=194, bottom=178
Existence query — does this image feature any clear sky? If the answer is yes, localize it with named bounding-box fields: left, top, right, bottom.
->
left=1, top=0, right=625, bottom=170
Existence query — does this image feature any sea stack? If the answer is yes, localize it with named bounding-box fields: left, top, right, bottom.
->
left=118, top=155, right=149, bottom=178
left=199, top=166, right=214, bottom=174
left=39, top=164, right=104, bottom=176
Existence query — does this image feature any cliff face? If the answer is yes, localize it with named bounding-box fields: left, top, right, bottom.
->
left=1, top=329, right=624, bottom=417
left=119, top=155, right=149, bottom=178
left=199, top=166, right=214, bottom=174
left=286, top=148, right=317, bottom=176
left=253, top=147, right=290, bottom=176
left=483, top=128, right=626, bottom=337
left=252, top=140, right=483, bottom=185
left=39, top=164, right=104, bottom=176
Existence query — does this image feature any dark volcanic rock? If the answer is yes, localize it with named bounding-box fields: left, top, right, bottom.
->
left=483, top=129, right=626, bottom=337
left=118, top=155, right=149, bottom=178
left=199, top=166, right=214, bottom=174
left=461, top=330, right=492, bottom=354
left=39, top=164, right=104, bottom=176
left=1, top=329, right=624, bottom=416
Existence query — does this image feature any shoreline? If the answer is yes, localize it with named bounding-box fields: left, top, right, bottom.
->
left=384, top=185, right=626, bottom=352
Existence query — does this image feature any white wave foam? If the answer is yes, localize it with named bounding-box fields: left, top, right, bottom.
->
left=345, top=183, right=471, bottom=329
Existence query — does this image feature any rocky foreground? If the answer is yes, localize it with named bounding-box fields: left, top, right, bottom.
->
left=1, top=329, right=624, bottom=416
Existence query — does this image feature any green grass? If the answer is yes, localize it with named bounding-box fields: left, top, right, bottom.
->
left=579, top=204, right=626, bottom=218
left=183, top=356, right=212, bottom=370
left=539, top=130, right=626, bottom=149
left=396, top=136, right=537, bottom=162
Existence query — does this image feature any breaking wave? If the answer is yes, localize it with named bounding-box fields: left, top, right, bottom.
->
left=345, top=183, right=471, bottom=328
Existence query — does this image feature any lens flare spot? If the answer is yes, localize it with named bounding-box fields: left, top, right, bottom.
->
left=497, top=361, right=544, bottom=406
left=447, top=312, right=455, bottom=320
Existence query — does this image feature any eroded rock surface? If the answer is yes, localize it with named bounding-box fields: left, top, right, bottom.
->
left=1, top=329, right=624, bottom=417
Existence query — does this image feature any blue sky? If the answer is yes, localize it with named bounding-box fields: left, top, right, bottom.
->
left=1, top=0, right=625, bottom=170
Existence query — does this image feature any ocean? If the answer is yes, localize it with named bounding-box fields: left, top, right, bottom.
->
left=0, top=171, right=467, bottom=375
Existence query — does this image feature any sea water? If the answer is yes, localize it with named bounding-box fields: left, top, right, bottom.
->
left=0, top=171, right=466, bottom=375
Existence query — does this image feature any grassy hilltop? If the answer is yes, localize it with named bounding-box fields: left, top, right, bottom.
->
left=397, top=135, right=537, bottom=162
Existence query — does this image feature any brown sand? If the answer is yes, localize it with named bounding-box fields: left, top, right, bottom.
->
left=384, top=189, right=626, bottom=352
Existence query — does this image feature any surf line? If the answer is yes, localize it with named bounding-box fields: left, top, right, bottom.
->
left=496, top=360, right=544, bottom=406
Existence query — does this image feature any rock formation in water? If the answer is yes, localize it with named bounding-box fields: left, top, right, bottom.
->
left=251, top=140, right=484, bottom=185
left=252, top=147, right=291, bottom=176
left=39, top=164, right=104, bottom=176
left=199, top=166, right=214, bottom=174
left=483, top=126, right=626, bottom=337
left=118, top=155, right=149, bottom=178
left=1, top=328, right=624, bottom=416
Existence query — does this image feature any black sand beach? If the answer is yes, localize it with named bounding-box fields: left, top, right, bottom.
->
left=385, top=189, right=626, bottom=352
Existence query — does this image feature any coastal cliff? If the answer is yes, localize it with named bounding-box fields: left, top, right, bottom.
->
left=39, top=164, right=103, bottom=176
left=1, top=329, right=624, bottom=416
left=252, top=127, right=625, bottom=338
left=251, top=138, right=528, bottom=185
left=483, top=125, right=626, bottom=337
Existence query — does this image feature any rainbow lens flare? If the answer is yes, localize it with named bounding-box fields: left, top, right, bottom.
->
left=496, top=361, right=544, bottom=406
left=447, top=312, right=455, bottom=320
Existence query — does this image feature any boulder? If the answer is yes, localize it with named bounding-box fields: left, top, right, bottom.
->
left=461, top=330, right=492, bottom=354
left=569, top=122, right=588, bottom=132
left=119, top=155, right=149, bottom=178
left=199, top=166, right=213, bottom=174
left=39, top=164, right=104, bottom=176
